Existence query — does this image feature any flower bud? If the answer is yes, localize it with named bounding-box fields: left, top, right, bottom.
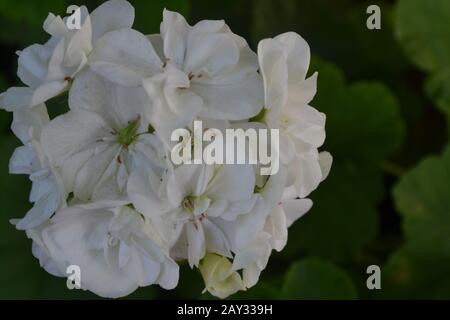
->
left=199, top=253, right=244, bottom=299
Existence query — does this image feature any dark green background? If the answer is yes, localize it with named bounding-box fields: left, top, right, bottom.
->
left=1, top=0, right=450, bottom=299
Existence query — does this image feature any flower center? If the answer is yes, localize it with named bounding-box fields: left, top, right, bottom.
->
left=182, top=194, right=211, bottom=220
left=182, top=195, right=196, bottom=213
left=117, top=117, right=140, bottom=146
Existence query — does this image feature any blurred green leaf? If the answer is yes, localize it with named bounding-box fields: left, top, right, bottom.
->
left=393, top=146, right=450, bottom=257
left=0, top=0, right=64, bottom=25
left=396, top=0, right=450, bottom=127
left=381, top=145, right=450, bottom=299
left=312, top=60, right=405, bottom=162
left=0, top=0, right=65, bottom=45
left=396, top=0, right=450, bottom=73
left=380, top=247, right=450, bottom=299
left=281, top=258, right=357, bottom=299
left=426, top=70, right=450, bottom=115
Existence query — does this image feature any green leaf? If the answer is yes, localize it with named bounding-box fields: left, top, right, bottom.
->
left=395, top=0, right=450, bottom=129
left=0, top=0, right=65, bottom=45
left=282, top=59, right=404, bottom=261
left=312, top=59, right=405, bottom=162
left=382, top=145, right=450, bottom=299
left=380, top=247, right=450, bottom=299
left=281, top=258, right=357, bottom=299
left=0, top=0, right=64, bottom=25
left=396, top=0, right=450, bottom=73
left=393, top=146, right=450, bottom=257
left=425, top=69, right=450, bottom=115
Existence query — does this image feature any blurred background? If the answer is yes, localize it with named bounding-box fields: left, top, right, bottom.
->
left=0, top=0, right=449, bottom=299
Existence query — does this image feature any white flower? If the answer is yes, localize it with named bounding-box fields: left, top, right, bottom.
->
left=40, top=202, right=179, bottom=298
left=157, top=9, right=263, bottom=121
left=9, top=105, right=66, bottom=230
left=41, top=69, right=166, bottom=202
left=226, top=193, right=312, bottom=291
left=128, top=163, right=256, bottom=267
left=0, top=3, right=331, bottom=299
left=257, top=32, right=332, bottom=197
left=227, top=167, right=313, bottom=292
left=0, top=0, right=135, bottom=111
left=90, top=9, right=263, bottom=123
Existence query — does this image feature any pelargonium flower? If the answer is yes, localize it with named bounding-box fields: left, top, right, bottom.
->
left=0, top=1, right=331, bottom=299
left=40, top=201, right=178, bottom=298
left=257, top=32, right=332, bottom=198
left=0, top=0, right=135, bottom=111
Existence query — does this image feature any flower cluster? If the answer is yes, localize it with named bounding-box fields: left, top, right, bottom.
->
left=0, top=1, right=331, bottom=298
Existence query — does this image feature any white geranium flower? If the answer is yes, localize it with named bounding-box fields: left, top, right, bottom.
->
left=90, top=9, right=263, bottom=122
left=1, top=3, right=332, bottom=298
left=257, top=32, right=332, bottom=197
left=9, top=105, right=66, bottom=230
left=40, top=202, right=179, bottom=298
left=128, top=163, right=256, bottom=267
left=157, top=9, right=263, bottom=121
left=225, top=167, right=312, bottom=292
left=41, top=69, right=166, bottom=202
left=0, top=0, right=135, bottom=111
left=227, top=195, right=312, bottom=291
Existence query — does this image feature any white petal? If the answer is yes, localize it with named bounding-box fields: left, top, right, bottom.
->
left=17, top=44, right=52, bottom=87
left=192, top=73, right=263, bottom=120
left=9, top=145, right=36, bottom=175
left=156, top=257, right=179, bottom=290
left=161, top=9, right=189, bottom=69
left=41, top=109, right=110, bottom=166
left=207, top=164, right=255, bottom=202
left=90, top=0, right=135, bottom=42
left=89, top=28, right=163, bottom=86
left=123, top=243, right=161, bottom=287
left=184, top=30, right=239, bottom=77
left=42, top=208, right=138, bottom=298
left=283, top=198, right=313, bottom=227
left=73, top=143, right=121, bottom=201
left=203, top=219, right=231, bottom=257
left=319, top=151, right=333, bottom=181
left=147, top=34, right=164, bottom=61
left=127, top=167, right=164, bottom=218
left=287, top=72, right=318, bottom=106
left=291, top=151, right=323, bottom=198
left=11, top=104, right=49, bottom=144
left=257, top=38, right=288, bottom=113
left=265, top=206, right=287, bottom=251
left=186, top=222, right=205, bottom=267
left=274, top=32, right=311, bottom=83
